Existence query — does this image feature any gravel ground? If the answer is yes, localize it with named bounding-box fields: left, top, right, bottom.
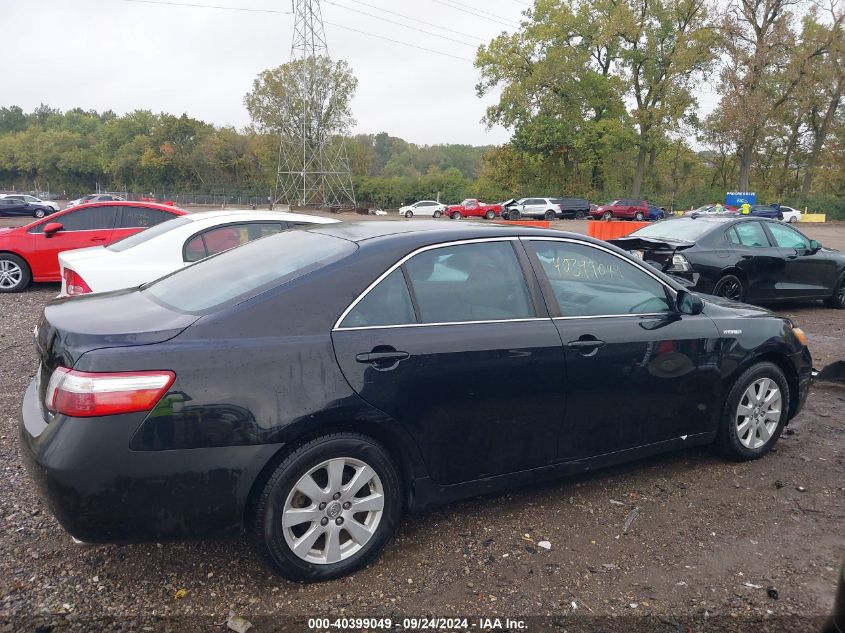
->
left=1, top=264, right=843, bottom=632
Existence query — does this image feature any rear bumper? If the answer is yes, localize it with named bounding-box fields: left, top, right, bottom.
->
left=19, top=379, right=278, bottom=542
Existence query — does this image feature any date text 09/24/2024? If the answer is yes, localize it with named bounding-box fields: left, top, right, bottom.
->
left=307, top=618, right=527, bottom=630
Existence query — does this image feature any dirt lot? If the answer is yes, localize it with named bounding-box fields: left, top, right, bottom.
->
left=0, top=214, right=843, bottom=632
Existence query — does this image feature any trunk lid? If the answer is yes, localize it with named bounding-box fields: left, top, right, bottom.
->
left=34, top=290, right=198, bottom=409
left=608, top=236, right=695, bottom=271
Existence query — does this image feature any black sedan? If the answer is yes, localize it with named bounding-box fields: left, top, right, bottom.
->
left=0, top=197, right=54, bottom=218
left=21, top=222, right=812, bottom=581
left=611, top=216, right=845, bottom=308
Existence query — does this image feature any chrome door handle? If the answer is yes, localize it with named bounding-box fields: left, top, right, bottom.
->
left=355, top=351, right=410, bottom=363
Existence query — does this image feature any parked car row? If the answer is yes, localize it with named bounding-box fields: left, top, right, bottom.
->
left=398, top=197, right=597, bottom=221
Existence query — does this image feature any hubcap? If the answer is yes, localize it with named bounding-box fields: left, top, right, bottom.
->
left=0, top=260, right=23, bottom=289
left=735, top=378, right=781, bottom=449
left=282, top=457, right=384, bottom=565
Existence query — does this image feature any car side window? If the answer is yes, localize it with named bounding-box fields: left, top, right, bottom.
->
left=768, top=223, right=810, bottom=249
left=340, top=269, right=416, bottom=328
left=183, top=222, right=284, bottom=262
left=528, top=240, right=673, bottom=317
left=731, top=222, right=769, bottom=248
left=118, top=206, right=172, bottom=228
left=405, top=241, right=534, bottom=323
left=41, top=206, right=118, bottom=232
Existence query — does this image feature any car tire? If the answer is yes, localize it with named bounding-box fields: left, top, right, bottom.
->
left=252, top=432, right=402, bottom=582
left=433, top=210, right=442, bottom=218
left=602, top=211, right=613, bottom=220
left=824, top=276, right=845, bottom=309
left=575, top=210, right=585, bottom=220
left=544, top=210, right=556, bottom=220
left=404, top=211, right=413, bottom=219
left=789, top=215, right=798, bottom=223
left=716, top=362, right=789, bottom=461
left=485, top=210, right=495, bottom=220
left=508, top=209, right=521, bottom=220
left=634, top=211, right=644, bottom=221
left=451, top=211, right=461, bottom=220
left=0, top=253, right=31, bottom=293
left=712, top=274, right=745, bottom=302
left=656, top=212, right=665, bottom=220
left=34, top=209, right=46, bottom=218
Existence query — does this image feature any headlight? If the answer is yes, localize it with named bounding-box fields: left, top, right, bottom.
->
left=668, top=254, right=692, bottom=272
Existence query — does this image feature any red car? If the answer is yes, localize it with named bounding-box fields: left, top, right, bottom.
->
left=0, top=201, right=186, bottom=292
left=589, top=199, right=650, bottom=221
left=444, top=199, right=502, bottom=220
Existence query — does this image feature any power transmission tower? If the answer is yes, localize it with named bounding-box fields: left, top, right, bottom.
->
left=274, top=0, right=357, bottom=209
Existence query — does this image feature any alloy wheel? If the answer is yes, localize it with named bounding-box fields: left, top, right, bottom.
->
left=0, top=260, right=23, bottom=290
left=715, top=277, right=742, bottom=301
left=735, top=378, right=781, bottom=450
left=282, top=457, right=384, bottom=565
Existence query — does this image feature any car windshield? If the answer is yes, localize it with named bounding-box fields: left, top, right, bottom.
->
left=631, top=219, right=714, bottom=241
left=107, top=215, right=192, bottom=252
left=144, top=230, right=356, bottom=313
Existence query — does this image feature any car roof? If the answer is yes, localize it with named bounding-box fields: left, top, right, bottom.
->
left=305, top=220, right=600, bottom=244
left=179, top=210, right=337, bottom=224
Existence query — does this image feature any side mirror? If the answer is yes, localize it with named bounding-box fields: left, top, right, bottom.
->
left=677, top=290, right=705, bottom=315
left=809, top=239, right=821, bottom=253
left=43, top=222, right=63, bottom=237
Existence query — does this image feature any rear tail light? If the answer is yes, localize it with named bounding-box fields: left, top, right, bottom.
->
left=668, top=254, right=692, bottom=272
left=64, top=268, right=92, bottom=296
left=45, top=368, right=175, bottom=417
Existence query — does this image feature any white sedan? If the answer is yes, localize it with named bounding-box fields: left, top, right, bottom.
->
left=58, top=210, right=337, bottom=296
left=780, top=206, right=802, bottom=223
left=398, top=200, right=447, bottom=218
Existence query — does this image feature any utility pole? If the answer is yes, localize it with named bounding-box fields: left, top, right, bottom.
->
left=274, top=0, right=356, bottom=210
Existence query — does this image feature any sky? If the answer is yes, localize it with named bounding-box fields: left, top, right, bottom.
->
left=1, top=0, right=718, bottom=147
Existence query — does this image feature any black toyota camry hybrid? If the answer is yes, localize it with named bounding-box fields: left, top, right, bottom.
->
left=21, top=221, right=812, bottom=582
left=610, top=215, right=845, bottom=307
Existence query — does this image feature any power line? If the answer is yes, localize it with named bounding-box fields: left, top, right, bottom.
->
left=431, top=0, right=519, bottom=27
left=445, top=0, right=521, bottom=23
left=122, top=0, right=290, bottom=15
left=120, top=0, right=474, bottom=62
left=344, top=0, right=486, bottom=42
left=323, top=20, right=474, bottom=61
left=323, top=0, right=477, bottom=48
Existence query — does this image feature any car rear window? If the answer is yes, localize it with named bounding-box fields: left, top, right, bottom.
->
left=144, top=230, right=356, bottom=313
left=631, top=219, right=713, bottom=241
left=107, top=216, right=192, bottom=252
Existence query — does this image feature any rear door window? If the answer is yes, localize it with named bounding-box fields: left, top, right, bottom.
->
left=404, top=241, right=534, bottom=323
left=118, top=206, right=173, bottom=228
left=729, top=222, right=770, bottom=248
left=182, top=222, right=286, bottom=262
left=339, top=269, right=416, bottom=328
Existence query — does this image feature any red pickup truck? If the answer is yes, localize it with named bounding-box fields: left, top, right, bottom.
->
left=444, top=199, right=502, bottom=220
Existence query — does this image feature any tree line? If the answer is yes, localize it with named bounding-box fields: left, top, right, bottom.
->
left=1, top=0, right=842, bottom=217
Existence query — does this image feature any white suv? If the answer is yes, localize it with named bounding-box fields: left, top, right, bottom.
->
left=503, top=198, right=561, bottom=220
